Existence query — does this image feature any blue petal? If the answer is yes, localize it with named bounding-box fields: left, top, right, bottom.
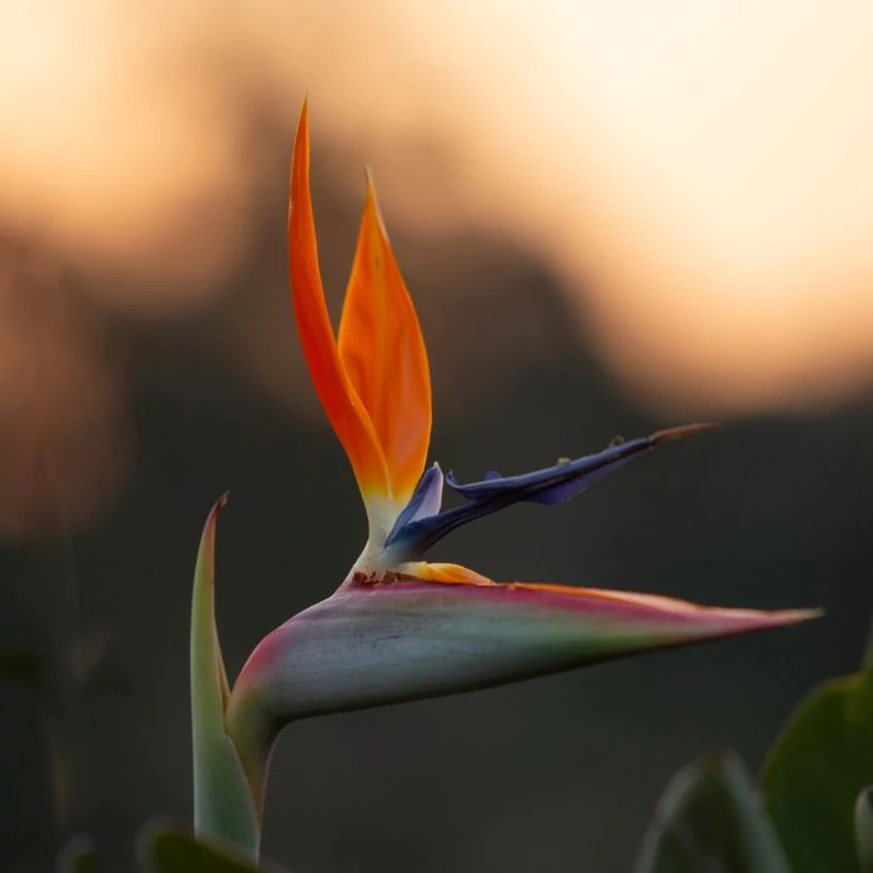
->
left=384, top=424, right=714, bottom=561
left=445, top=442, right=639, bottom=507
left=387, top=463, right=445, bottom=537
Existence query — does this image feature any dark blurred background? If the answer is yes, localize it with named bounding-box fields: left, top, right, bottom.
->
left=2, top=2, right=873, bottom=871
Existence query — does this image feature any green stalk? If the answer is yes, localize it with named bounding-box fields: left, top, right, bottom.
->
left=190, top=496, right=259, bottom=859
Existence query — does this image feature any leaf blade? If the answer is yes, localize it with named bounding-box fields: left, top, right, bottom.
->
left=856, top=787, right=873, bottom=873
left=634, top=752, right=790, bottom=873
left=190, top=497, right=258, bottom=857
left=138, top=822, right=292, bottom=873
left=762, top=671, right=873, bottom=873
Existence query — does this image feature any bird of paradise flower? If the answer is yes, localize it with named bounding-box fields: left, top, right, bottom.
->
left=189, top=100, right=819, bottom=862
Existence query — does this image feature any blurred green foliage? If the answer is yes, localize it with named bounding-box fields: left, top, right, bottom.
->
left=633, top=752, right=788, bottom=873
left=140, top=826, right=279, bottom=873
left=762, top=647, right=873, bottom=871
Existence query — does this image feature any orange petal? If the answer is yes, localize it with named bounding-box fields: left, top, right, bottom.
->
left=338, top=174, right=432, bottom=505
left=288, top=102, right=389, bottom=500
left=412, top=562, right=496, bottom=586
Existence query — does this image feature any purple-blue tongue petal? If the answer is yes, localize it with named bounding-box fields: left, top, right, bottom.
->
left=389, top=462, right=445, bottom=532
left=385, top=424, right=714, bottom=560
left=447, top=452, right=638, bottom=507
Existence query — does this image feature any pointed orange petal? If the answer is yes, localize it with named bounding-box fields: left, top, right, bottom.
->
left=288, top=102, right=389, bottom=501
left=338, top=174, right=432, bottom=505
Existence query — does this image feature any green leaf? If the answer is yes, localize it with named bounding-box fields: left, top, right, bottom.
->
left=856, top=787, right=873, bottom=873
left=139, top=823, right=291, bottom=873
left=57, top=835, right=98, bottom=873
left=633, top=751, right=790, bottom=873
left=762, top=670, right=873, bottom=873
left=190, top=497, right=259, bottom=857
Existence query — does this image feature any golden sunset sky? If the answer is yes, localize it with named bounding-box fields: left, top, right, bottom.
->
left=1, top=0, right=872, bottom=529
